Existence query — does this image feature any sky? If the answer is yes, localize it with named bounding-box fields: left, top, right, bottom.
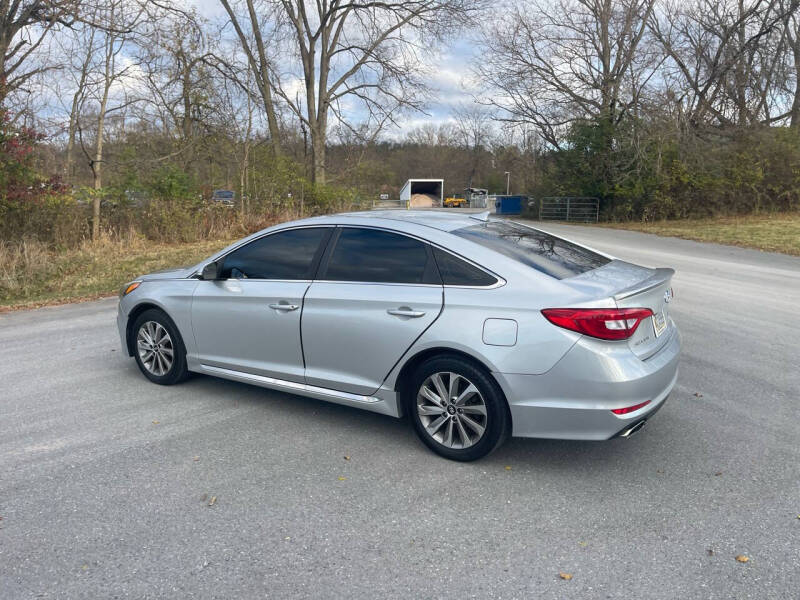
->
left=189, top=0, right=483, bottom=137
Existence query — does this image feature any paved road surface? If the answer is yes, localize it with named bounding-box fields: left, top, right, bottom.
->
left=1, top=225, right=798, bottom=599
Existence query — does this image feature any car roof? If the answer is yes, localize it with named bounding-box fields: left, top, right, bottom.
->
left=324, top=209, right=485, bottom=232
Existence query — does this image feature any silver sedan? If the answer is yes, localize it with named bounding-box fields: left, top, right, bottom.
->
left=117, top=211, right=680, bottom=461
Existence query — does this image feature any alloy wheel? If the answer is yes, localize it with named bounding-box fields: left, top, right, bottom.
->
left=416, top=372, right=488, bottom=449
left=136, top=321, right=174, bottom=376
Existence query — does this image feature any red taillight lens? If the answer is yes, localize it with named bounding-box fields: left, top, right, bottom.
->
left=611, top=400, right=651, bottom=415
left=541, top=307, right=654, bottom=340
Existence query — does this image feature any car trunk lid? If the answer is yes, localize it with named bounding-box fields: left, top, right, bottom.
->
left=614, top=267, right=675, bottom=358
left=561, top=260, right=675, bottom=358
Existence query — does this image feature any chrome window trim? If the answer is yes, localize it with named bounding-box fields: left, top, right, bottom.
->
left=219, top=279, right=313, bottom=284
left=190, top=221, right=506, bottom=289
left=311, top=280, right=443, bottom=288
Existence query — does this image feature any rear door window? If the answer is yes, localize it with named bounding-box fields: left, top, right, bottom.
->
left=322, top=228, right=439, bottom=284
left=432, top=247, right=498, bottom=287
left=220, top=227, right=329, bottom=280
left=453, top=221, right=610, bottom=279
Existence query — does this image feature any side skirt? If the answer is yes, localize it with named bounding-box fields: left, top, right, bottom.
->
left=196, top=364, right=400, bottom=417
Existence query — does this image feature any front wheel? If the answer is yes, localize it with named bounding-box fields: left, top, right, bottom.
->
left=131, top=309, right=189, bottom=385
left=407, top=356, right=510, bottom=461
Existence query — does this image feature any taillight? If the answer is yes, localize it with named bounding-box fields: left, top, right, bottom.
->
left=541, top=307, right=654, bottom=340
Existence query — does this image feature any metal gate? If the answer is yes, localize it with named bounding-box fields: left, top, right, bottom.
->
left=538, top=197, right=599, bottom=222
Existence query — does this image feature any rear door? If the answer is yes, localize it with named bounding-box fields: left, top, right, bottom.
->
left=191, top=227, right=331, bottom=382
left=302, top=227, right=443, bottom=395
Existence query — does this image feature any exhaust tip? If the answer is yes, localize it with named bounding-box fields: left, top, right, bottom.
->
left=619, top=420, right=647, bottom=438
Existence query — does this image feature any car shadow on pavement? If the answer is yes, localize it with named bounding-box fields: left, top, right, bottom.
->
left=167, top=370, right=681, bottom=476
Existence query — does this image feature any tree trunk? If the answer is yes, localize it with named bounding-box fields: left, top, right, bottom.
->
left=65, top=108, right=78, bottom=183
left=92, top=81, right=110, bottom=241
left=792, top=43, right=800, bottom=129
left=312, top=126, right=326, bottom=185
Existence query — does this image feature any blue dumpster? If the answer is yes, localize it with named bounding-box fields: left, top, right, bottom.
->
left=494, top=195, right=525, bottom=215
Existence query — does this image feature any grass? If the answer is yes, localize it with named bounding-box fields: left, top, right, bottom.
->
left=597, top=212, right=800, bottom=256
left=0, top=236, right=236, bottom=311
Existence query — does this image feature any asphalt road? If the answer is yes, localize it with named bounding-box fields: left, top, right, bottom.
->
left=1, top=225, right=798, bottom=599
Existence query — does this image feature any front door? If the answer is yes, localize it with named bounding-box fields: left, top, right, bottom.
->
left=302, top=227, right=443, bottom=395
left=191, top=227, right=331, bottom=382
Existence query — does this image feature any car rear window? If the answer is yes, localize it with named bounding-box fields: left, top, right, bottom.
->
left=453, top=221, right=610, bottom=279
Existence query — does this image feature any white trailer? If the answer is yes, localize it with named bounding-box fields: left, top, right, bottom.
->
left=399, top=179, right=443, bottom=208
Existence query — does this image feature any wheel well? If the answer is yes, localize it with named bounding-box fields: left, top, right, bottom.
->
left=394, top=348, right=509, bottom=418
left=125, top=303, right=162, bottom=356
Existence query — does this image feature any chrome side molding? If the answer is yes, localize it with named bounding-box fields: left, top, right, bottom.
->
left=200, top=364, right=381, bottom=404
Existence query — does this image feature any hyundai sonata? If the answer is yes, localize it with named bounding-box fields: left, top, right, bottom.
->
left=118, top=211, right=680, bottom=460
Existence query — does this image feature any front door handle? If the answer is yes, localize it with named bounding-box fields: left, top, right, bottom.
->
left=269, top=302, right=299, bottom=312
left=387, top=307, right=426, bottom=318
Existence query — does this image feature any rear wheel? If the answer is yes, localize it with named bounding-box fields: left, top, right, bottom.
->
left=131, top=309, right=189, bottom=385
left=407, top=355, right=510, bottom=461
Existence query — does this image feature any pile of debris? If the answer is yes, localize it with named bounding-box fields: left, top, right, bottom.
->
left=409, top=193, right=438, bottom=208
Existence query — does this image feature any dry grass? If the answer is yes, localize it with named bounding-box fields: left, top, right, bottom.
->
left=0, top=235, right=237, bottom=311
left=599, top=212, right=800, bottom=256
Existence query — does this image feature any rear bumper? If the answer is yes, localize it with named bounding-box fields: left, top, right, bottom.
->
left=494, top=327, right=680, bottom=440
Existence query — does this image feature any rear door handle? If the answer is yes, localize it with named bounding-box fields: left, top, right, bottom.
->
left=387, top=307, right=426, bottom=318
left=269, top=302, right=299, bottom=312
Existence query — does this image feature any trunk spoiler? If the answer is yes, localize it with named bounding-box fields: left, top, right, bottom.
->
left=613, top=268, right=675, bottom=300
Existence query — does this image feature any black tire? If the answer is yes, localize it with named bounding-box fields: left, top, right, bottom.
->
left=406, top=355, right=511, bottom=461
left=131, top=308, right=189, bottom=385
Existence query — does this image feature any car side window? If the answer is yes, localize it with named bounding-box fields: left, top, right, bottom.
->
left=432, top=247, right=498, bottom=287
left=322, top=228, right=439, bottom=284
left=220, top=227, right=328, bottom=280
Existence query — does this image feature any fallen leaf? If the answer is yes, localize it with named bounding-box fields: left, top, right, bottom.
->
left=152, top=420, right=160, bottom=425
left=343, top=456, right=350, bottom=461
left=338, top=476, right=346, bottom=481
left=693, top=392, right=703, bottom=398
left=707, top=548, right=715, bottom=556
left=714, top=472, right=723, bottom=476
left=578, top=541, right=588, bottom=547
left=559, top=572, right=573, bottom=580
left=285, top=537, right=291, bottom=541
left=81, top=564, right=88, bottom=571
left=735, top=555, right=749, bottom=563
left=208, top=496, right=217, bottom=507
left=504, top=466, right=512, bottom=471
left=656, top=469, right=664, bottom=474
left=193, top=456, right=200, bottom=462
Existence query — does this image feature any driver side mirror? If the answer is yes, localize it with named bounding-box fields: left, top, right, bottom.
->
left=200, top=261, right=221, bottom=280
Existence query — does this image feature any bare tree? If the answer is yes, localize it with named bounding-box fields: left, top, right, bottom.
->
left=78, top=0, right=144, bottom=240
left=476, top=0, right=657, bottom=148
left=0, top=1, right=79, bottom=106
left=219, top=0, right=481, bottom=184
left=218, top=0, right=283, bottom=155
left=137, top=10, right=221, bottom=173
left=452, top=102, right=494, bottom=191
left=55, top=19, right=100, bottom=183
left=650, top=0, right=789, bottom=129
left=780, top=0, right=800, bottom=127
